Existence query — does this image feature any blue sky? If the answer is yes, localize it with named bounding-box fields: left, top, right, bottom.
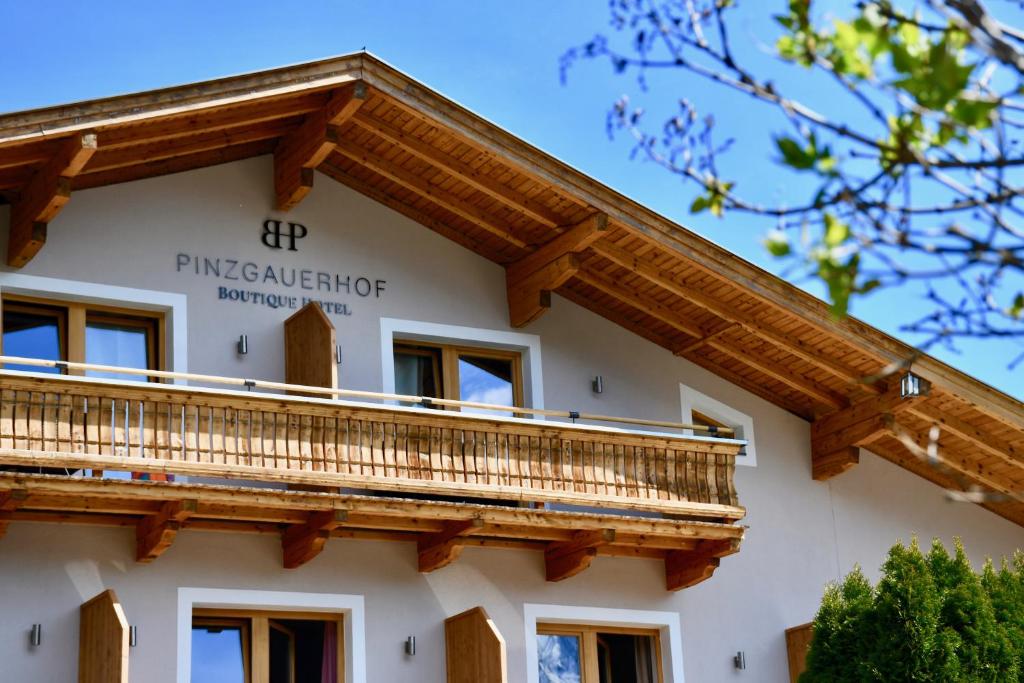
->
left=2, top=0, right=1021, bottom=398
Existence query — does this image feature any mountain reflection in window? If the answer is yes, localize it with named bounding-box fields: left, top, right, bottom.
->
left=538, top=634, right=582, bottom=683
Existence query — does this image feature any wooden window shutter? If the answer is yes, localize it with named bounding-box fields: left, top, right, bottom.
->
left=785, top=622, right=814, bottom=683
left=284, top=302, right=337, bottom=391
left=445, top=607, right=507, bottom=683
left=79, top=589, right=129, bottom=683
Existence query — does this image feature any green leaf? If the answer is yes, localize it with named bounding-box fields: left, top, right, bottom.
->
left=824, top=214, right=850, bottom=248
left=764, top=231, right=792, bottom=257
left=690, top=195, right=710, bottom=214
left=950, top=98, right=998, bottom=129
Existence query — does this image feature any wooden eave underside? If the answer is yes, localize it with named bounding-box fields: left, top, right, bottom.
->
left=1, top=53, right=1022, bottom=525
left=0, top=474, right=743, bottom=583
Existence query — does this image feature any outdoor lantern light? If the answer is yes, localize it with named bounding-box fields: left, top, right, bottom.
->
left=236, top=334, right=248, bottom=356
left=29, top=624, right=41, bottom=647
left=129, top=625, right=137, bottom=648
left=900, top=372, right=926, bottom=399
left=733, top=651, right=746, bottom=670
left=404, top=636, right=416, bottom=656
left=592, top=375, right=604, bottom=394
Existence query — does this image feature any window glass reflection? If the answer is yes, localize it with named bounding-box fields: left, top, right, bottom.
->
left=458, top=355, right=514, bottom=416
left=1, top=308, right=63, bottom=373
left=85, top=321, right=150, bottom=381
left=538, top=634, right=582, bottom=683
left=191, top=624, right=246, bottom=683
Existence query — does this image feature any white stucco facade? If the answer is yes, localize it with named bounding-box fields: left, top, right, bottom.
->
left=0, top=157, right=1021, bottom=682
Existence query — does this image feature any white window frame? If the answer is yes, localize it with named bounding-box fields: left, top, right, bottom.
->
left=524, top=603, right=685, bottom=683
left=0, top=273, right=188, bottom=379
left=680, top=383, right=757, bottom=466
left=380, top=317, right=544, bottom=412
left=177, top=587, right=366, bottom=683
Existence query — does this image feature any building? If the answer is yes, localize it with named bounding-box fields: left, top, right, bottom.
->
left=0, top=52, right=1021, bottom=682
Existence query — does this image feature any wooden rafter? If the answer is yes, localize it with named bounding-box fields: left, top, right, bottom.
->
left=593, top=241, right=883, bottom=394
left=574, top=268, right=848, bottom=409
left=545, top=529, right=615, bottom=582
left=507, top=253, right=581, bottom=327
left=282, top=509, right=349, bottom=569
left=351, top=112, right=566, bottom=227
left=7, top=132, right=97, bottom=267
left=331, top=140, right=529, bottom=248
left=665, top=538, right=740, bottom=591
left=418, top=518, right=484, bottom=572
left=136, top=499, right=196, bottom=563
left=908, top=403, right=1024, bottom=472
left=885, top=421, right=1024, bottom=504
left=274, top=82, right=367, bottom=211
left=0, top=489, right=27, bottom=539
left=506, top=213, right=607, bottom=284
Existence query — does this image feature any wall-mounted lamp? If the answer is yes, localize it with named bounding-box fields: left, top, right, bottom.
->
left=900, top=372, right=929, bottom=399
left=236, top=334, right=249, bottom=356
left=29, top=624, right=42, bottom=648
left=592, top=375, right=604, bottom=394
left=129, top=625, right=138, bottom=648
left=404, top=635, right=416, bottom=656
left=733, top=650, right=746, bottom=670
left=336, top=345, right=343, bottom=365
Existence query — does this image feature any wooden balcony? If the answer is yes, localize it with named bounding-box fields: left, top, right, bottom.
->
left=0, top=368, right=745, bottom=590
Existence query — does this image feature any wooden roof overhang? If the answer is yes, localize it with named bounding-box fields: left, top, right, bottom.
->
left=0, top=53, right=1022, bottom=525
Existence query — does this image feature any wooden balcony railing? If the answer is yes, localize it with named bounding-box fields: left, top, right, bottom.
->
left=0, top=365, right=744, bottom=520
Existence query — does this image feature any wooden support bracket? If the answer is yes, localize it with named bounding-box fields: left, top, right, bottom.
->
left=418, top=519, right=484, bottom=573
left=544, top=529, right=615, bottom=582
left=274, top=81, right=367, bottom=211
left=810, top=384, right=928, bottom=481
left=504, top=213, right=607, bottom=328
left=0, top=489, right=28, bottom=539
left=665, top=538, right=740, bottom=591
left=282, top=509, right=348, bottom=569
left=8, top=132, right=97, bottom=267
left=136, top=499, right=196, bottom=563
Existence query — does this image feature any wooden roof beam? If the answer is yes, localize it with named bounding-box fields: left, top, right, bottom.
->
left=331, top=141, right=529, bottom=249
left=665, top=538, right=740, bottom=591
left=811, top=384, right=928, bottom=480
left=507, top=213, right=608, bottom=284
left=418, top=518, right=484, bottom=572
left=351, top=112, right=566, bottom=227
left=274, top=82, right=367, bottom=211
left=7, top=132, right=97, bottom=267
left=136, top=499, right=196, bottom=563
left=908, top=403, right=1024, bottom=472
left=507, top=253, right=581, bottom=327
left=885, top=421, right=1024, bottom=504
left=282, top=508, right=348, bottom=569
left=545, top=528, right=615, bottom=582
left=574, top=268, right=848, bottom=409
left=594, top=242, right=883, bottom=394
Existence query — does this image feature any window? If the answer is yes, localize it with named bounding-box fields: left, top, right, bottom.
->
left=192, top=610, right=343, bottom=683
left=536, top=623, right=662, bottom=683
left=0, top=295, right=162, bottom=380
left=393, top=341, right=523, bottom=416
left=680, top=383, right=757, bottom=466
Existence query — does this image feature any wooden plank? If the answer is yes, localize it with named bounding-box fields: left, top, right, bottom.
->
left=908, top=403, right=1024, bottom=471
left=444, top=607, right=508, bottom=683
left=274, top=82, right=367, bottom=210
left=8, top=132, right=97, bottom=267
left=282, top=509, right=348, bottom=569
left=544, top=529, right=615, bottom=582
left=352, top=111, right=564, bottom=227
left=331, top=141, right=529, bottom=248
left=78, top=589, right=129, bottom=683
